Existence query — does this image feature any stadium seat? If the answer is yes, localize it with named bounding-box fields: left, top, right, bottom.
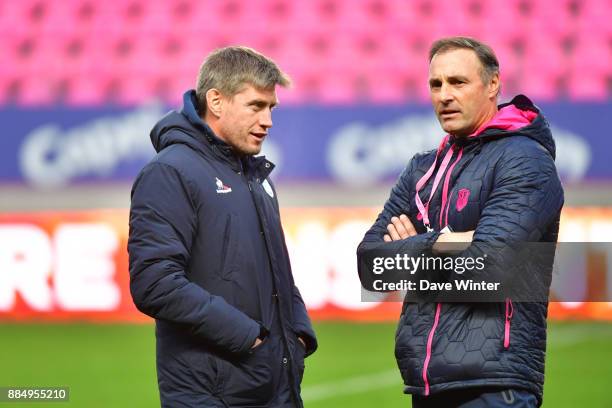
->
left=520, top=34, right=567, bottom=100
left=567, top=32, right=610, bottom=101
left=529, top=0, right=578, bottom=40
left=65, top=75, right=107, bottom=106
left=17, top=75, right=57, bottom=106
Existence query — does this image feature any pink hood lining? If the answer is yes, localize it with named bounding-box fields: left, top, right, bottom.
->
left=469, top=105, right=538, bottom=137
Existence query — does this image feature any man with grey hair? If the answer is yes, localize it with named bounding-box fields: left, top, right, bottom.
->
left=129, top=46, right=317, bottom=407
left=358, top=37, right=563, bottom=407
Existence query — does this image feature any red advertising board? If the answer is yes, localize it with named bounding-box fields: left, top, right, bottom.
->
left=0, top=208, right=611, bottom=322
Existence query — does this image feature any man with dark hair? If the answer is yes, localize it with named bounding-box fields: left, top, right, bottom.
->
left=358, top=37, right=563, bottom=407
left=128, top=46, right=317, bottom=407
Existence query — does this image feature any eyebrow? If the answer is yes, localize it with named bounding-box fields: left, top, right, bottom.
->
left=247, top=99, right=278, bottom=108
left=429, top=75, right=470, bottom=86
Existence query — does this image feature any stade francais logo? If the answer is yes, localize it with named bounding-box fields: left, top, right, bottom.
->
left=327, top=113, right=591, bottom=186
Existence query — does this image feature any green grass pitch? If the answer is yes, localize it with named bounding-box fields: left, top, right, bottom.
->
left=0, top=321, right=610, bottom=407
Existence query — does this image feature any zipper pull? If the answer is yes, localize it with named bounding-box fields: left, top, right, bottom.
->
left=504, top=298, right=513, bottom=349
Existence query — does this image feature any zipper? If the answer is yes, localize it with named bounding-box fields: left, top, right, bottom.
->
left=243, top=172, right=302, bottom=406
left=422, top=303, right=442, bottom=396
left=504, top=298, right=513, bottom=349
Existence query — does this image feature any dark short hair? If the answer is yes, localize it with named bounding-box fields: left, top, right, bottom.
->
left=429, top=37, right=499, bottom=83
left=196, top=46, right=291, bottom=111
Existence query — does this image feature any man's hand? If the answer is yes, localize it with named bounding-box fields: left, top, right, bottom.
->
left=384, top=214, right=417, bottom=242
left=383, top=214, right=475, bottom=254
left=251, top=337, right=263, bottom=349
left=433, top=231, right=474, bottom=254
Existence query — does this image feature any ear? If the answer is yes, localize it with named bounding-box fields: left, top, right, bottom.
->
left=488, top=72, right=500, bottom=99
left=206, top=88, right=224, bottom=118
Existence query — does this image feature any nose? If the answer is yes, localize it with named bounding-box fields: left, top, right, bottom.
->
left=439, top=82, right=454, bottom=103
left=259, top=108, right=273, bottom=129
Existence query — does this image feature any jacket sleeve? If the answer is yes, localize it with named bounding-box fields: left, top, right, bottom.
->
left=128, top=162, right=260, bottom=355
left=447, top=140, right=565, bottom=299
left=291, top=284, right=317, bottom=356
left=357, top=155, right=441, bottom=287
left=472, top=141, right=564, bottom=243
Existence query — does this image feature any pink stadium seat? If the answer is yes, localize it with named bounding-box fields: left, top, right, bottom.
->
left=492, top=40, right=520, bottom=78
left=245, top=0, right=295, bottom=33
left=384, top=0, right=434, bottom=41
left=0, top=0, right=41, bottom=36
left=166, top=2, right=219, bottom=35
left=577, top=0, right=612, bottom=38
left=518, top=75, right=561, bottom=102
left=89, top=1, right=153, bottom=38
left=17, top=75, right=56, bottom=106
left=566, top=31, right=610, bottom=100
left=522, top=34, right=567, bottom=86
left=292, top=0, right=349, bottom=34
left=65, top=75, right=107, bottom=107
left=179, top=1, right=268, bottom=34
left=0, top=49, right=21, bottom=104
left=114, top=74, right=159, bottom=106
left=318, top=72, right=361, bottom=105
left=529, top=0, right=578, bottom=40
left=432, top=0, right=491, bottom=39
left=283, top=66, right=323, bottom=104
left=366, top=68, right=412, bottom=105
left=570, top=33, right=610, bottom=78
left=36, top=0, right=84, bottom=35
left=139, top=2, right=178, bottom=35
left=567, top=73, right=608, bottom=101
left=334, top=0, right=391, bottom=34
left=480, top=0, right=525, bottom=40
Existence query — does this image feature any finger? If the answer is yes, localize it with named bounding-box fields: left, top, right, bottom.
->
left=391, top=216, right=410, bottom=239
left=399, top=214, right=417, bottom=237
left=387, top=223, right=401, bottom=241
left=384, top=234, right=391, bottom=242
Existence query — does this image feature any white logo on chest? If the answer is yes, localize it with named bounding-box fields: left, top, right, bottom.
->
left=262, top=179, right=274, bottom=198
left=215, top=177, right=232, bottom=194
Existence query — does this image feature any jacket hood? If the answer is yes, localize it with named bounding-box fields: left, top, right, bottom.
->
left=469, top=94, right=556, bottom=159
left=150, top=90, right=233, bottom=155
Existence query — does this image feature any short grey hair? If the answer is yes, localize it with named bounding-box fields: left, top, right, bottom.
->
left=195, top=46, right=291, bottom=112
left=429, top=37, right=500, bottom=84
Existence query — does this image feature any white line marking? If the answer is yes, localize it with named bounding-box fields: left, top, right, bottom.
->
left=302, top=369, right=400, bottom=402
left=302, top=327, right=610, bottom=402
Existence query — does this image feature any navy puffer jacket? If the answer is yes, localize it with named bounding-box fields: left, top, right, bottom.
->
left=128, top=90, right=317, bottom=407
left=357, top=95, right=563, bottom=405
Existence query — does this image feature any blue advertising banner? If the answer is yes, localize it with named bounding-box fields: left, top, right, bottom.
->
left=1, top=101, right=607, bottom=187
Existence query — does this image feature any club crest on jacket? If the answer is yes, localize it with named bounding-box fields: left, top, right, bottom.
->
left=456, top=188, right=470, bottom=212
left=215, top=177, right=232, bottom=194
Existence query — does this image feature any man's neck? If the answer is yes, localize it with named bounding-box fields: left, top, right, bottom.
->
left=464, top=105, right=499, bottom=138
